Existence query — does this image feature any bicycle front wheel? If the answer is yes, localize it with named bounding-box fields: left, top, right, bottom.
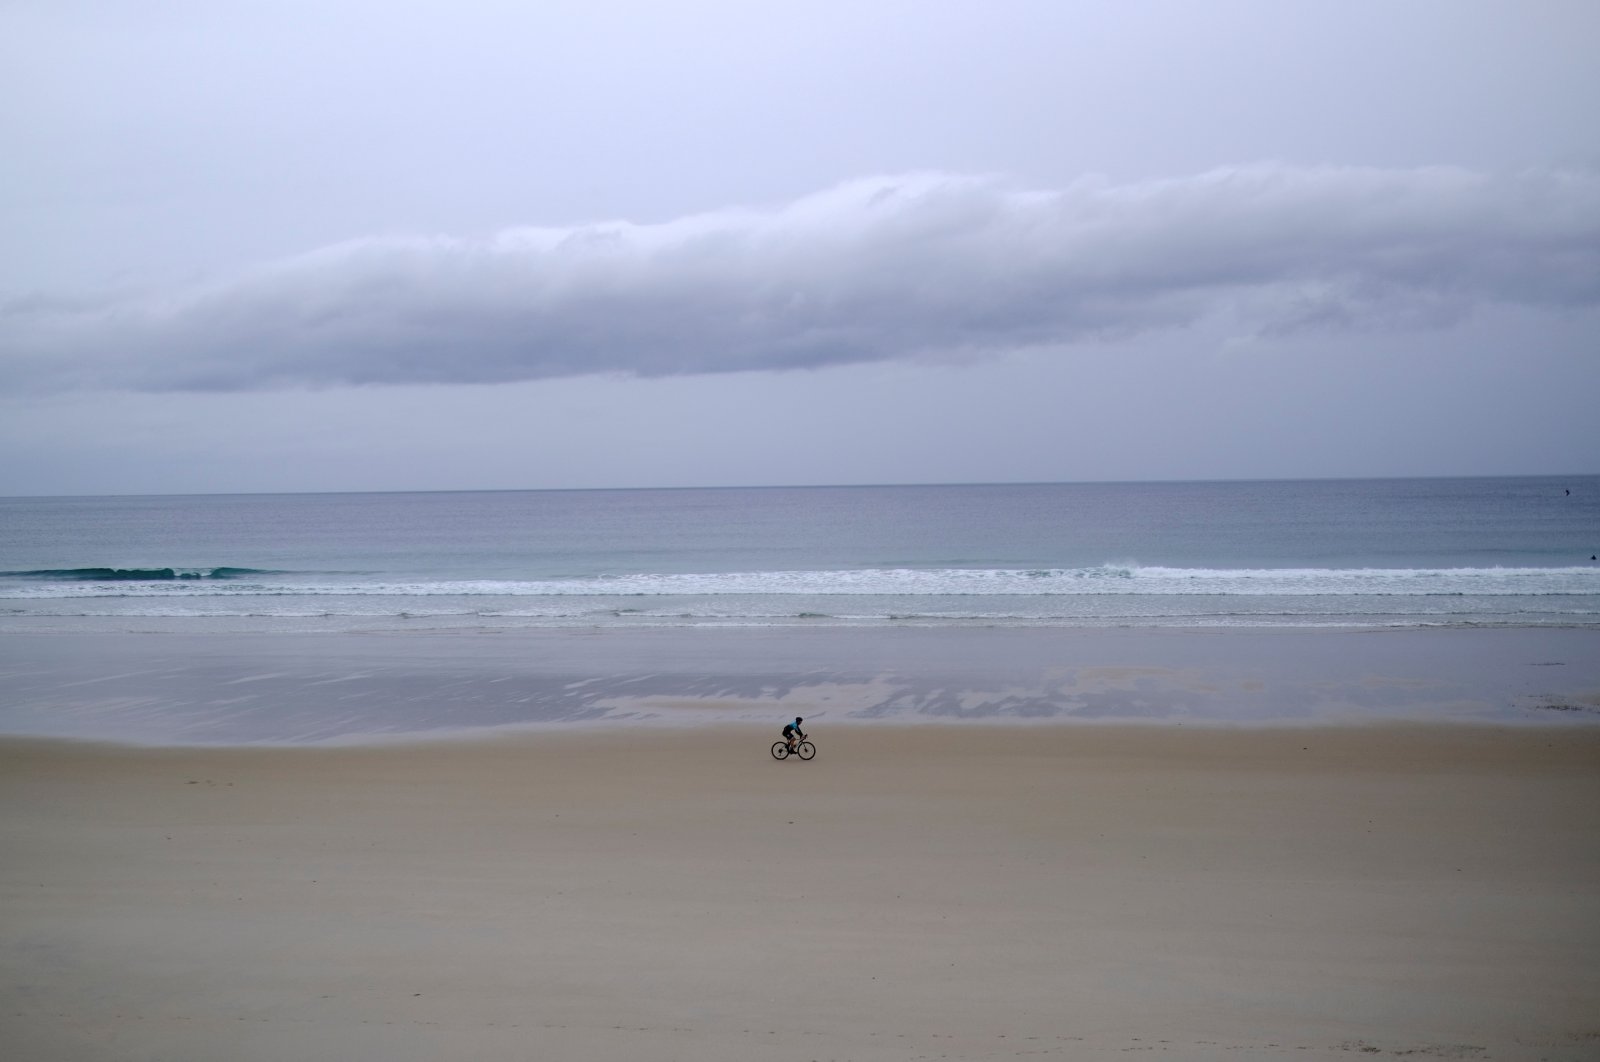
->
left=771, top=741, right=790, bottom=760
left=797, top=741, right=815, bottom=761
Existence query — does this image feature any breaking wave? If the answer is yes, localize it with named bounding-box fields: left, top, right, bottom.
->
left=2, top=564, right=1597, bottom=599
left=0, top=566, right=274, bottom=582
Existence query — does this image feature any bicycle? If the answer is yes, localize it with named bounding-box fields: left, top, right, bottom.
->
left=771, top=738, right=816, bottom=761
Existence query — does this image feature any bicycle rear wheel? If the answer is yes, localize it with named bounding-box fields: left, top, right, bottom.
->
left=797, top=741, right=816, bottom=760
left=771, top=741, right=790, bottom=760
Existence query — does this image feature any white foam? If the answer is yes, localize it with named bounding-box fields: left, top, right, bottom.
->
left=4, top=564, right=1598, bottom=599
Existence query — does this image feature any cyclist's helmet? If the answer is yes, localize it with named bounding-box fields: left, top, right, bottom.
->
left=795, top=717, right=803, bottom=724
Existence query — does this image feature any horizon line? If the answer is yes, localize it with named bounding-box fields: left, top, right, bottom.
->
left=3, top=471, right=1597, bottom=503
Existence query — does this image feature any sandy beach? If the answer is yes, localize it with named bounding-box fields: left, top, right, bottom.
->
left=3, top=724, right=1598, bottom=1061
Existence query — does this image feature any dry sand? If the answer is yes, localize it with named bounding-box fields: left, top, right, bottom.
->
left=3, top=725, right=1598, bottom=1061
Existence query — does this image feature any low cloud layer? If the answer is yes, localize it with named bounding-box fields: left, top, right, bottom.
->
left=5, top=165, right=1597, bottom=393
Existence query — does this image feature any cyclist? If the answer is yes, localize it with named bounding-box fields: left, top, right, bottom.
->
left=782, top=716, right=806, bottom=753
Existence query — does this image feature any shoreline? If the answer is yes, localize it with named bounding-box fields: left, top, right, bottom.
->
left=4, top=712, right=1600, bottom=756
left=2, top=625, right=1598, bottom=745
left=4, top=724, right=1598, bottom=1061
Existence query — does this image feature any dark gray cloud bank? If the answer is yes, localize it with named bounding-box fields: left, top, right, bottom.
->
left=6, top=164, right=1597, bottom=394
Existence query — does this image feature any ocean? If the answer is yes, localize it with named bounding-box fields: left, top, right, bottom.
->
left=3, top=477, right=1599, bottom=742
left=2, top=476, right=1597, bottom=634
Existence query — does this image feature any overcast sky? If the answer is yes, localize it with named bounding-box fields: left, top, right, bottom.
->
left=2, top=0, right=1597, bottom=495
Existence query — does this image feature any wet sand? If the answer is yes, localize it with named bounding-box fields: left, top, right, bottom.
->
left=2, top=626, right=1598, bottom=742
left=3, top=725, right=1598, bottom=1061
